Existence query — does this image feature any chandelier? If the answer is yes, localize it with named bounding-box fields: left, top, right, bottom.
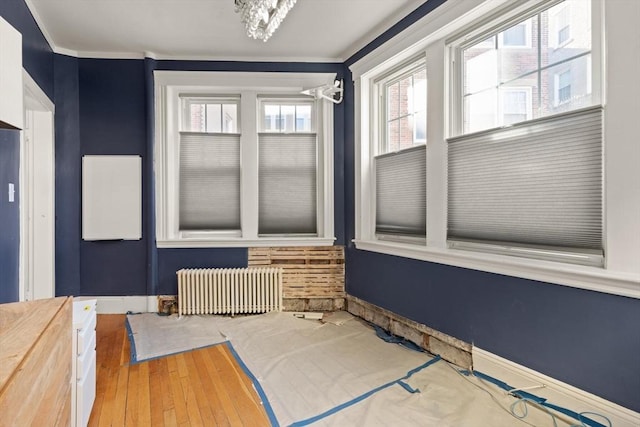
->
left=234, top=0, right=297, bottom=42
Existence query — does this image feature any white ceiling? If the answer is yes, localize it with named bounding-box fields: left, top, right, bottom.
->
left=26, top=0, right=427, bottom=61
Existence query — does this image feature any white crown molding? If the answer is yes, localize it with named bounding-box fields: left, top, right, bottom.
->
left=473, top=347, right=640, bottom=427
left=144, top=53, right=343, bottom=63
left=74, top=51, right=146, bottom=60
left=54, top=46, right=79, bottom=58
left=339, top=0, right=429, bottom=63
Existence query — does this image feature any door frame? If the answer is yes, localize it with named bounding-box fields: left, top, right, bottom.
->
left=19, top=70, right=55, bottom=301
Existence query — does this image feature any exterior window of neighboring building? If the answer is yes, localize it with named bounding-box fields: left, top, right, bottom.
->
left=501, top=88, right=531, bottom=125
left=501, top=21, right=530, bottom=47
left=556, top=70, right=572, bottom=104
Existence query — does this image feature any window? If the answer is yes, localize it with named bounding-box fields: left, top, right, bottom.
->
left=374, top=59, right=427, bottom=243
left=461, top=0, right=592, bottom=134
left=501, top=88, right=531, bottom=125
left=555, top=70, right=572, bottom=104
left=155, top=71, right=335, bottom=247
left=179, top=97, right=240, bottom=233
left=450, top=0, right=602, bottom=266
left=553, top=5, right=571, bottom=47
left=382, top=65, right=427, bottom=152
left=501, top=21, right=531, bottom=47
left=258, top=100, right=317, bottom=235
left=351, top=0, right=637, bottom=297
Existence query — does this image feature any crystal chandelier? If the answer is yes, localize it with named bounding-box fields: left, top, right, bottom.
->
left=234, top=0, right=297, bottom=42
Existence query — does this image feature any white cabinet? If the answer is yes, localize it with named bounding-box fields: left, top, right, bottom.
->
left=0, top=16, right=23, bottom=130
left=72, top=298, right=97, bottom=427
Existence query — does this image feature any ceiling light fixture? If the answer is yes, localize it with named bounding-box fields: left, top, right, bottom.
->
left=234, top=0, right=297, bottom=42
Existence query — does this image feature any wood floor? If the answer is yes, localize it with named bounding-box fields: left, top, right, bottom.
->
left=88, top=315, right=270, bottom=427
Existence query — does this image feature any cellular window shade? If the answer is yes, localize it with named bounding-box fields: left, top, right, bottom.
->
left=179, top=132, right=240, bottom=230
left=375, top=145, right=427, bottom=237
left=259, top=133, right=317, bottom=234
left=448, top=107, right=603, bottom=255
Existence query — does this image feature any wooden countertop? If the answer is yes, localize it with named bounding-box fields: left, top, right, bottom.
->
left=0, top=297, right=71, bottom=393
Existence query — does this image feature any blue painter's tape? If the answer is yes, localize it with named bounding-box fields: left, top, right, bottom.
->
left=226, top=341, right=280, bottom=427
left=397, top=380, right=420, bottom=394
left=290, top=356, right=442, bottom=427
left=469, top=370, right=608, bottom=427
left=124, top=315, right=138, bottom=365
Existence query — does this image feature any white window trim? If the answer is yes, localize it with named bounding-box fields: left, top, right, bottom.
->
left=350, top=0, right=640, bottom=299
left=154, top=71, right=336, bottom=248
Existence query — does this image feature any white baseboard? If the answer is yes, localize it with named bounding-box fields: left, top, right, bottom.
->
left=92, top=296, right=158, bottom=314
left=473, top=347, right=640, bottom=427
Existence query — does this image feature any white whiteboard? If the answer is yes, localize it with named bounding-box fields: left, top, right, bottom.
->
left=82, top=155, right=141, bottom=240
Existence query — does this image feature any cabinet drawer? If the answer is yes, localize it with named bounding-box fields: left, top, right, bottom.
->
left=77, top=346, right=96, bottom=381
left=76, top=352, right=96, bottom=427
left=76, top=311, right=96, bottom=356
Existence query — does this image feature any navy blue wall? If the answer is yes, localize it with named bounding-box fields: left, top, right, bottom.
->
left=0, top=130, right=20, bottom=303
left=342, top=1, right=640, bottom=412
left=54, top=54, right=81, bottom=296
left=52, top=58, right=345, bottom=297
left=78, top=59, right=148, bottom=296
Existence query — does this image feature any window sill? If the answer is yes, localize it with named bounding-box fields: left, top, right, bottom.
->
left=158, top=237, right=336, bottom=249
left=353, top=239, right=640, bottom=299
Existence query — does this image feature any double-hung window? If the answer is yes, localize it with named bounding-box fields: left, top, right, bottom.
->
left=258, top=99, right=317, bottom=236
left=449, top=0, right=602, bottom=266
left=352, top=0, right=637, bottom=295
left=179, top=97, right=241, bottom=234
left=154, top=71, right=335, bottom=247
left=374, top=60, right=427, bottom=243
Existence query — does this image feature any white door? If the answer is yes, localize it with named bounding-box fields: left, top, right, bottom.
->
left=20, top=72, right=55, bottom=301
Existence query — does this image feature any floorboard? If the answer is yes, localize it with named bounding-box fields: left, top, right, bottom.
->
left=88, top=314, right=270, bottom=427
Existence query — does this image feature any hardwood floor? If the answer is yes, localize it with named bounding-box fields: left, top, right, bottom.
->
left=89, top=314, right=270, bottom=427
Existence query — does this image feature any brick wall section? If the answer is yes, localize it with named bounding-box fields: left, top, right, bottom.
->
left=248, top=246, right=345, bottom=300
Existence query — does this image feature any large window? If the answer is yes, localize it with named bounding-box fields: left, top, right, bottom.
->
left=351, top=0, right=640, bottom=297
left=155, top=72, right=335, bottom=247
left=450, top=0, right=602, bottom=266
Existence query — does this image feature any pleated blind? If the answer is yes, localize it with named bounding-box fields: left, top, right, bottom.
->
left=259, top=133, right=317, bottom=235
left=179, top=132, right=241, bottom=230
left=375, top=144, right=427, bottom=238
left=447, top=107, right=603, bottom=258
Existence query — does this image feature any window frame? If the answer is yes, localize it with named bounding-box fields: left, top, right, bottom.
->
left=154, top=71, right=336, bottom=248
left=350, top=0, right=640, bottom=299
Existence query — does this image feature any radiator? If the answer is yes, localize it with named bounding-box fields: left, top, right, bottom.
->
left=177, top=268, right=283, bottom=316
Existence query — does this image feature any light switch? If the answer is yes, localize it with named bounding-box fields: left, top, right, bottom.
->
left=8, top=183, right=14, bottom=202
